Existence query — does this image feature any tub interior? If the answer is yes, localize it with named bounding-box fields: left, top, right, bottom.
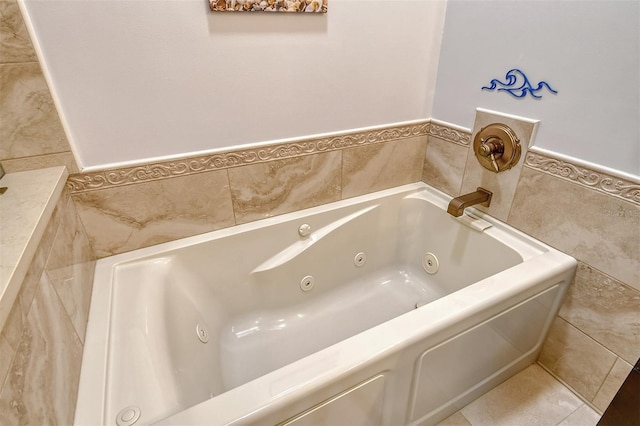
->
left=88, top=184, right=548, bottom=425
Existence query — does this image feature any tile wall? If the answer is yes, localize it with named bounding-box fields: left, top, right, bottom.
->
left=67, top=125, right=429, bottom=258
left=0, top=0, right=78, bottom=173
left=424, top=118, right=640, bottom=414
left=0, top=188, right=96, bottom=423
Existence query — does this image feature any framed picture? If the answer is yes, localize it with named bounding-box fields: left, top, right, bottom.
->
left=210, top=0, right=327, bottom=13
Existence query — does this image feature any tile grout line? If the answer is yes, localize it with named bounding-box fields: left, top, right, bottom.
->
left=536, top=361, right=604, bottom=417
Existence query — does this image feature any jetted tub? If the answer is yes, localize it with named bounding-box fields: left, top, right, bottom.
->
left=75, top=182, right=576, bottom=426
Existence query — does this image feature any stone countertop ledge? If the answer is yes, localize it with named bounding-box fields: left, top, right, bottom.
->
left=0, top=166, right=68, bottom=332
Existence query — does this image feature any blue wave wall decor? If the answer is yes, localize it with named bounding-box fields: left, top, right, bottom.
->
left=482, top=69, right=557, bottom=99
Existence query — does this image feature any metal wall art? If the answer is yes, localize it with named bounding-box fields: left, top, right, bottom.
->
left=210, top=0, right=327, bottom=12
left=482, top=68, right=557, bottom=99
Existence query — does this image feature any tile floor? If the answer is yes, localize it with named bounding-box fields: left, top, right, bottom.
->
left=437, top=363, right=602, bottom=426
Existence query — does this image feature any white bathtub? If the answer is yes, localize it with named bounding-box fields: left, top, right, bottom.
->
left=75, top=182, right=576, bottom=426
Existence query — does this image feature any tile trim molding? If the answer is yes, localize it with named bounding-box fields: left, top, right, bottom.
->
left=427, top=121, right=471, bottom=146
left=65, top=119, right=640, bottom=205
left=67, top=120, right=431, bottom=193
left=424, top=121, right=638, bottom=206
left=525, top=152, right=640, bottom=206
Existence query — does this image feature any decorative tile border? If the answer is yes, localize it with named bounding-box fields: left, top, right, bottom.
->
left=67, top=121, right=430, bottom=193
left=67, top=119, right=639, bottom=205
left=525, top=152, right=640, bottom=206
left=427, top=121, right=638, bottom=206
left=427, top=121, right=471, bottom=146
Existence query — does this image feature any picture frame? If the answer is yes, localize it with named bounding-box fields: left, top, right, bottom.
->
left=209, top=0, right=327, bottom=13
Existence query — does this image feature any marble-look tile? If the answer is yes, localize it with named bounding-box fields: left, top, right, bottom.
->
left=592, top=357, right=634, bottom=413
left=460, top=364, right=582, bottom=426
left=0, top=189, right=65, bottom=351
left=0, top=293, right=25, bottom=353
left=1, top=151, right=79, bottom=174
left=557, top=404, right=601, bottom=426
left=0, top=168, right=65, bottom=281
left=229, top=151, right=341, bottom=224
left=0, top=302, right=25, bottom=399
left=72, top=170, right=235, bottom=258
left=16, top=188, right=67, bottom=318
left=0, top=334, right=13, bottom=393
left=1, top=172, right=66, bottom=340
left=459, top=109, right=538, bottom=222
left=508, top=167, right=640, bottom=290
left=422, top=135, right=468, bottom=197
left=0, top=0, right=37, bottom=63
left=0, top=273, right=83, bottom=425
left=0, top=63, right=70, bottom=159
left=559, top=262, right=640, bottom=364
left=436, top=411, right=472, bottom=426
left=342, top=137, right=426, bottom=199
left=538, top=317, right=617, bottom=400
left=46, top=266, right=94, bottom=343
left=46, top=197, right=96, bottom=343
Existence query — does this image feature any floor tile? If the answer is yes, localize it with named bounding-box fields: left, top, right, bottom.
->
left=436, top=411, right=472, bottom=426
left=459, top=364, right=583, bottom=426
left=557, top=404, right=600, bottom=426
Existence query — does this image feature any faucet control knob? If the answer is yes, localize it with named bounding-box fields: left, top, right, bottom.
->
left=473, top=123, right=522, bottom=173
left=478, top=137, right=505, bottom=172
left=478, top=137, right=504, bottom=157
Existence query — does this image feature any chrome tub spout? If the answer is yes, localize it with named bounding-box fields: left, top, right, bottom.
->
left=447, top=187, right=493, bottom=217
